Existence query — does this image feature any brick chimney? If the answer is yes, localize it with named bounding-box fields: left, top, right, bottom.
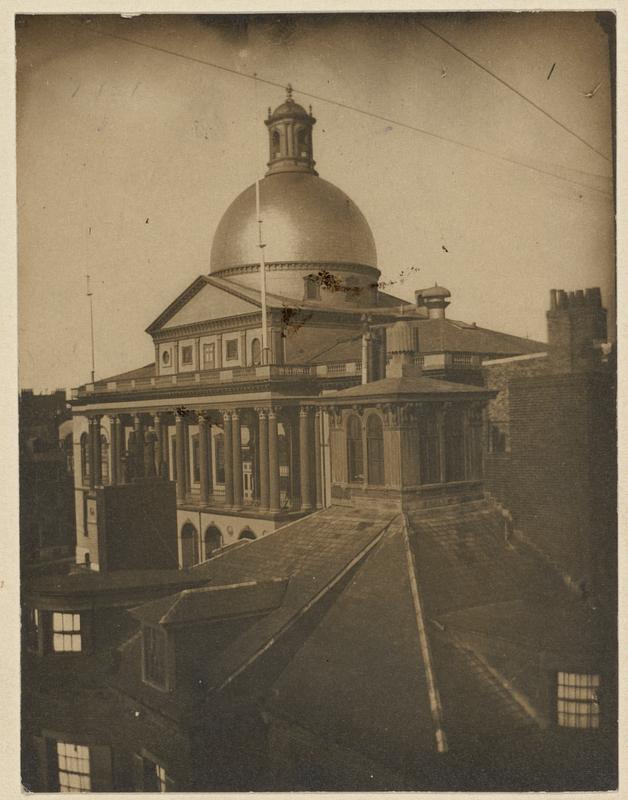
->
left=547, top=287, right=607, bottom=373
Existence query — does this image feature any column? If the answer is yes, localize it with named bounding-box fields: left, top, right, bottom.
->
left=92, top=416, right=102, bottom=487
left=175, top=414, right=186, bottom=502
left=314, top=410, right=323, bottom=508
left=258, top=409, right=269, bottom=511
left=205, top=419, right=213, bottom=498
left=299, top=407, right=313, bottom=511
left=232, top=410, right=243, bottom=507
left=153, top=413, right=163, bottom=478
left=198, top=415, right=210, bottom=505
left=88, top=418, right=96, bottom=490
left=183, top=419, right=190, bottom=495
left=223, top=411, right=234, bottom=507
left=268, top=409, right=280, bottom=513
left=109, top=415, right=119, bottom=486
left=134, top=414, right=145, bottom=478
left=144, top=431, right=156, bottom=477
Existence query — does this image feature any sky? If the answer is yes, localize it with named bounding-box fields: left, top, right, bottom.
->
left=16, top=12, right=615, bottom=392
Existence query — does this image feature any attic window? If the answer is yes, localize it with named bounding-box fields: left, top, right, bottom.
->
left=557, top=672, right=600, bottom=729
left=143, top=625, right=167, bottom=689
left=181, top=345, right=193, bottom=366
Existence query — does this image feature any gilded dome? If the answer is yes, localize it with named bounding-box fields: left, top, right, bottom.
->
left=210, top=171, right=378, bottom=272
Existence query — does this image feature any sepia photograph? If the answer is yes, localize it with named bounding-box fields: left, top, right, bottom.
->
left=17, top=10, right=617, bottom=793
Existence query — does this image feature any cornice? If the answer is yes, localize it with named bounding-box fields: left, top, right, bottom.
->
left=213, top=261, right=381, bottom=277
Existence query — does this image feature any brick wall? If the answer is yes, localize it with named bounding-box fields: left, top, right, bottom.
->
left=505, top=372, right=615, bottom=599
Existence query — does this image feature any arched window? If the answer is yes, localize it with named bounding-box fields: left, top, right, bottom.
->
left=251, top=338, right=262, bottom=366
left=296, top=127, right=308, bottom=157
left=80, top=433, right=90, bottom=484
left=180, top=523, right=199, bottom=568
left=204, top=525, right=222, bottom=558
left=272, top=129, right=281, bottom=158
left=366, top=414, right=385, bottom=486
left=214, top=433, right=225, bottom=484
left=238, top=527, right=256, bottom=541
left=100, top=434, right=110, bottom=484
left=346, top=415, right=364, bottom=483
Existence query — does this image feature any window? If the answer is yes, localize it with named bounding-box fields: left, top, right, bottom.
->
left=80, top=433, right=90, bottom=484
left=203, top=342, right=216, bottom=370
left=557, top=672, right=600, bottom=729
left=143, top=625, right=167, bottom=688
left=57, top=741, right=91, bottom=793
left=272, top=129, right=281, bottom=158
left=162, top=349, right=170, bottom=366
left=488, top=421, right=510, bottom=454
left=251, top=338, right=262, bottom=366
left=181, top=345, right=193, bottom=366
left=142, top=757, right=168, bottom=792
left=204, top=525, right=222, bottom=557
left=25, top=608, right=39, bottom=653
left=214, top=434, right=225, bottom=484
left=191, top=435, right=200, bottom=483
left=100, top=435, right=109, bottom=484
left=180, top=522, right=199, bottom=568
left=419, top=414, right=441, bottom=485
left=444, top=408, right=466, bottom=482
left=366, top=415, right=385, bottom=486
left=239, top=527, right=256, bottom=541
left=53, top=612, right=81, bottom=653
left=225, top=339, right=239, bottom=361
left=346, top=415, right=364, bottom=483
left=304, top=275, right=320, bottom=301
left=297, top=127, right=308, bottom=157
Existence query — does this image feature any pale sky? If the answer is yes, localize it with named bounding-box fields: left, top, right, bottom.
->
left=17, top=12, right=615, bottom=392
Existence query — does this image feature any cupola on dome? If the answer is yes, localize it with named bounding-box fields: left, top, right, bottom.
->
left=209, top=87, right=379, bottom=305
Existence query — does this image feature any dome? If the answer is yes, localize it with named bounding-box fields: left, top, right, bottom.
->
left=421, top=284, right=451, bottom=298
left=268, top=98, right=310, bottom=121
left=210, top=171, right=378, bottom=272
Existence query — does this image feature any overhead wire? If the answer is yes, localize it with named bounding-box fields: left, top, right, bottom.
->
left=416, top=20, right=611, bottom=163
left=74, top=20, right=613, bottom=199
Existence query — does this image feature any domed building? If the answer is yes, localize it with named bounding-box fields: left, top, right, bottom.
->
left=67, top=88, right=544, bottom=572
left=210, top=88, right=379, bottom=307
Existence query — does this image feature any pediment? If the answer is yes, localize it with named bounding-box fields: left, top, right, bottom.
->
left=146, top=277, right=261, bottom=334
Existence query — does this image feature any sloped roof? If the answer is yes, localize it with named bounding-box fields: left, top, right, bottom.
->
left=93, top=363, right=155, bottom=383
left=130, top=578, right=288, bottom=626
left=329, top=374, right=494, bottom=400
left=416, top=317, right=546, bottom=356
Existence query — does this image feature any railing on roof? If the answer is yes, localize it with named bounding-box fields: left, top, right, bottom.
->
left=71, top=360, right=363, bottom=398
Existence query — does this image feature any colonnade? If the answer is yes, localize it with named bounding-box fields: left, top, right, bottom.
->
left=82, top=405, right=324, bottom=515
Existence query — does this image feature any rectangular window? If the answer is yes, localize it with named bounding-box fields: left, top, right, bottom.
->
left=26, top=608, right=39, bottom=653
left=214, top=435, right=225, bottom=484
left=225, top=339, right=238, bottom=361
left=143, top=625, right=167, bottom=688
left=57, top=741, right=91, bottom=792
left=191, top=435, right=200, bottom=483
left=557, top=672, right=600, bottom=729
left=305, top=276, right=320, bottom=300
left=53, top=612, right=81, bottom=653
left=203, top=342, right=216, bottom=370
left=181, top=345, right=193, bottom=366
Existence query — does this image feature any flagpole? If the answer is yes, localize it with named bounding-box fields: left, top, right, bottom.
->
left=255, top=178, right=269, bottom=365
left=86, top=273, right=95, bottom=383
